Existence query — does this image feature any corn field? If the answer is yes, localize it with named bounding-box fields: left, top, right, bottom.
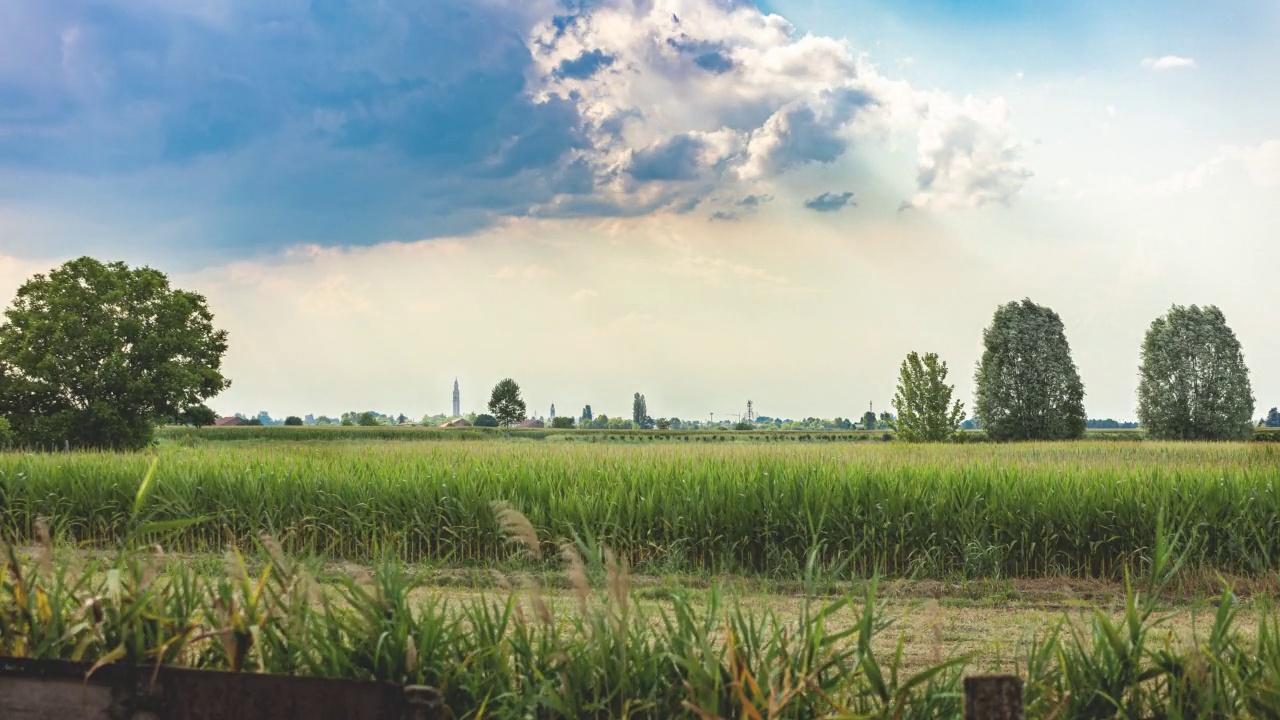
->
left=2, top=441, right=1277, bottom=579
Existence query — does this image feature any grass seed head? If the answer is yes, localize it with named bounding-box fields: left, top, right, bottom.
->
left=560, top=541, right=589, bottom=616
left=491, top=501, right=541, bottom=560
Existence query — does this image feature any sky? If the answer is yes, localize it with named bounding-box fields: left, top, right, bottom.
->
left=0, top=0, right=1277, bottom=422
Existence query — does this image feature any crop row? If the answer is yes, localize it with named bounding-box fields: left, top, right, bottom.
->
left=2, top=441, right=1277, bottom=579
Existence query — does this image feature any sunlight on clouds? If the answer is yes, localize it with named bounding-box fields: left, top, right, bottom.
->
left=527, top=0, right=1030, bottom=218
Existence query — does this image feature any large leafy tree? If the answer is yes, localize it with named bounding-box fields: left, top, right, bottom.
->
left=891, top=352, right=965, bottom=442
left=1266, top=408, right=1280, bottom=428
left=0, top=257, right=230, bottom=449
left=1137, top=304, right=1254, bottom=440
left=488, top=378, right=527, bottom=427
left=974, top=299, right=1086, bottom=440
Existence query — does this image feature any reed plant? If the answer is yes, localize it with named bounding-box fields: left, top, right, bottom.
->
left=3, top=502, right=1280, bottom=718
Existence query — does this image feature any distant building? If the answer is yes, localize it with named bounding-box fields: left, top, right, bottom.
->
left=515, top=418, right=545, bottom=429
left=452, top=378, right=460, bottom=417
left=215, top=417, right=248, bottom=427
left=439, top=417, right=471, bottom=428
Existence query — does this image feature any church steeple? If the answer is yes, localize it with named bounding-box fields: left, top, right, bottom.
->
left=452, top=378, right=460, bottom=417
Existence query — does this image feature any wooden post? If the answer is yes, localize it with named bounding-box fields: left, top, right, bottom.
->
left=964, top=675, right=1023, bottom=720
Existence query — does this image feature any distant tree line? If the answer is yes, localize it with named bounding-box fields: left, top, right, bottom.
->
left=0, top=258, right=1266, bottom=449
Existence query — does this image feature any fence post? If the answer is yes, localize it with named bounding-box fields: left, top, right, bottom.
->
left=964, top=675, right=1023, bottom=720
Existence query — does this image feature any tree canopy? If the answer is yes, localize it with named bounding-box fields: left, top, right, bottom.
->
left=0, top=257, right=229, bottom=449
left=179, top=405, right=218, bottom=428
left=891, top=352, right=965, bottom=442
left=1137, top=304, right=1254, bottom=440
left=974, top=299, right=1086, bottom=440
left=488, top=379, right=527, bottom=427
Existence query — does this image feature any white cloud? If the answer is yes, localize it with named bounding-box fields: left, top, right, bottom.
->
left=526, top=0, right=1030, bottom=214
left=903, top=96, right=1033, bottom=210
left=1221, top=139, right=1280, bottom=186
left=1141, top=55, right=1196, bottom=71
left=1146, top=139, right=1280, bottom=194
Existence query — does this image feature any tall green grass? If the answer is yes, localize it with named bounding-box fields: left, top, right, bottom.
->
left=2, top=442, right=1278, bottom=579
left=4, top=519, right=1280, bottom=718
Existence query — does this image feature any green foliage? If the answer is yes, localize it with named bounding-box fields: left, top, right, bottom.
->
left=581, top=404, right=593, bottom=422
left=974, top=298, right=1086, bottom=441
left=861, top=411, right=877, bottom=430
left=891, top=352, right=965, bottom=442
left=0, top=417, right=11, bottom=446
left=731, top=421, right=752, bottom=431
left=283, top=416, right=304, bottom=426
left=632, top=393, right=648, bottom=427
left=1138, top=304, right=1255, bottom=440
left=1268, top=408, right=1280, bottom=428
left=178, top=405, right=218, bottom=428
left=474, top=414, right=500, bottom=428
left=655, top=418, right=671, bottom=430
left=551, top=416, right=575, bottom=429
left=0, top=257, right=230, bottom=450
left=488, top=379, right=527, bottom=427
left=6, top=441, right=1277, bottom=580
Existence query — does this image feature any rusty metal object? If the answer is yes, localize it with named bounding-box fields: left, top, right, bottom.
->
left=0, top=657, right=442, bottom=720
left=964, top=674, right=1024, bottom=720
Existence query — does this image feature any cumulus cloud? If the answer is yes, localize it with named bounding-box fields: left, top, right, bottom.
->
left=528, top=0, right=1030, bottom=218
left=1141, top=55, right=1197, bottom=71
left=902, top=96, right=1033, bottom=211
left=803, top=191, right=856, bottom=212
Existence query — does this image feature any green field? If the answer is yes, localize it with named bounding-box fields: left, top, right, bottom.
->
left=3, top=437, right=1278, bottom=580
left=154, top=425, right=1280, bottom=444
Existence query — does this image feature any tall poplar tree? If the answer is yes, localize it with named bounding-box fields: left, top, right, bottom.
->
left=974, top=299, right=1086, bottom=440
left=1137, top=304, right=1254, bottom=440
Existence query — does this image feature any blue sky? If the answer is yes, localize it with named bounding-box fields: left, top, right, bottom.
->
left=0, top=0, right=1276, bottom=421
